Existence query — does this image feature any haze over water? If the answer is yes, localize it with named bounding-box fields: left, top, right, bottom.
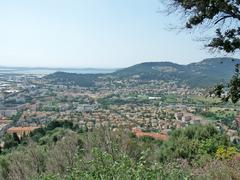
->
left=0, top=68, right=118, bottom=75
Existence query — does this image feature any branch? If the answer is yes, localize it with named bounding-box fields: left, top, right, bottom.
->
left=214, top=15, right=232, bottom=25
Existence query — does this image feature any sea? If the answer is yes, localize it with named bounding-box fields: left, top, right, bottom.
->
left=0, top=68, right=118, bottom=75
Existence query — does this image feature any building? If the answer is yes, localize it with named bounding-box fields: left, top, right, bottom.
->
left=182, top=115, right=192, bottom=122
left=175, top=112, right=183, bottom=121
left=132, top=128, right=169, bottom=141
left=7, top=126, right=40, bottom=139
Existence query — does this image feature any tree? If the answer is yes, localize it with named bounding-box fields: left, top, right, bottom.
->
left=166, top=0, right=240, bottom=53
left=211, top=64, right=240, bottom=103
left=165, top=0, right=240, bottom=103
left=2, top=134, right=20, bottom=150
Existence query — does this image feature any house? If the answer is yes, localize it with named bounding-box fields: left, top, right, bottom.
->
left=235, top=115, right=240, bottom=128
left=227, top=129, right=238, bottom=137
left=175, top=112, right=183, bottom=121
left=77, top=104, right=96, bottom=112
left=132, top=128, right=169, bottom=141
left=7, top=126, right=40, bottom=139
left=230, top=136, right=240, bottom=143
left=182, top=115, right=192, bottom=122
left=191, top=119, right=201, bottom=125
left=0, top=142, right=4, bottom=150
left=0, top=110, right=17, bottom=118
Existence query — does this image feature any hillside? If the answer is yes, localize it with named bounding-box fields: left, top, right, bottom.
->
left=187, top=58, right=240, bottom=86
left=44, top=57, right=240, bottom=87
left=45, top=72, right=99, bottom=87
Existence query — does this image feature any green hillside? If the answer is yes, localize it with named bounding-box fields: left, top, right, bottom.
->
left=45, top=57, right=240, bottom=87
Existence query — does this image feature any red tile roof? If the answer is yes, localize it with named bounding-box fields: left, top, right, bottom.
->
left=132, top=128, right=169, bottom=141
left=7, top=127, right=40, bottom=134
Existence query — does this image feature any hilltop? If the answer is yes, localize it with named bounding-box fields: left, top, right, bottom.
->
left=44, top=57, right=240, bottom=87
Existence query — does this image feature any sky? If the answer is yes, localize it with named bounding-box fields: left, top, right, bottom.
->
left=0, top=0, right=237, bottom=68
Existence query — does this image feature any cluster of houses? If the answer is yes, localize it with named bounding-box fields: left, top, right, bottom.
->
left=0, top=73, right=239, bottom=149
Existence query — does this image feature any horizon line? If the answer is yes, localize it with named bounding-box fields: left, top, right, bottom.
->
left=0, top=56, right=238, bottom=69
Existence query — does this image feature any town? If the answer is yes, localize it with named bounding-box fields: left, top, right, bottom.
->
left=0, top=72, right=239, bottom=149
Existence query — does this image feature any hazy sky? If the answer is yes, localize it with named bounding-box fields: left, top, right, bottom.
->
left=0, top=0, right=237, bottom=68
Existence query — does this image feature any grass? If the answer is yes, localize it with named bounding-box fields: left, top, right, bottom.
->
left=189, top=95, right=222, bottom=105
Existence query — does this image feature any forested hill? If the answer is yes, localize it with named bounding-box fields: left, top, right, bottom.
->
left=44, top=57, right=240, bottom=87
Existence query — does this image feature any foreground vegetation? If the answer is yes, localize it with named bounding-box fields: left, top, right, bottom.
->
left=0, top=121, right=239, bottom=179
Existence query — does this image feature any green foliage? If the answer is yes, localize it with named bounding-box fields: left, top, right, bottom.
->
left=45, top=72, right=97, bottom=87
left=200, top=110, right=236, bottom=126
left=167, top=0, right=240, bottom=53
left=212, top=64, right=240, bottom=103
left=11, top=111, right=23, bottom=123
left=210, top=28, right=240, bottom=53
left=29, top=121, right=78, bottom=145
left=0, top=124, right=237, bottom=179
left=0, top=132, right=82, bottom=180
left=166, top=1, right=240, bottom=102
left=216, top=146, right=239, bottom=160
left=2, top=133, right=20, bottom=150
left=0, top=156, right=10, bottom=179
left=52, top=148, right=190, bottom=180
left=159, top=125, right=229, bottom=162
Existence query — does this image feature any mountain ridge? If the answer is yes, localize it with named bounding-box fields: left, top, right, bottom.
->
left=45, top=57, right=240, bottom=88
